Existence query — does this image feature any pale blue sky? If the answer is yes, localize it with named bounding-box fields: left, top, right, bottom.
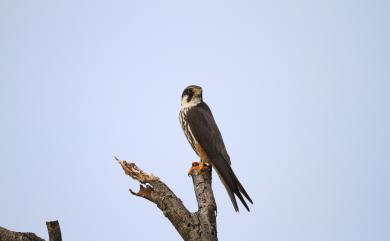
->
left=1, top=1, right=389, bottom=241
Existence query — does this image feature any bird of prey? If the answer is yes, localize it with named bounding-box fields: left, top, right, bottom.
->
left=179, top=85, right=253, bottom=212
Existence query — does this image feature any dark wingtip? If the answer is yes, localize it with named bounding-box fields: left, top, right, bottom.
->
left=237, top=182, right=253, bottom=205
left=232, top=197, right=239, bottom=212
left=236, top=191, right=250, bottom=212
left=246, top=195, right=253, bottom=204
left=243, top=201, right=250, bottom=212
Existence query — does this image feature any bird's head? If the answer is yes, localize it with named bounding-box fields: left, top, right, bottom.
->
left=181, top=85, right=203, bottom=108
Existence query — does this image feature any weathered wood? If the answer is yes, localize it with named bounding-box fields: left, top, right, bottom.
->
left=0, top=221, right=61, bottom=241
left=191, top=165, right=217, bottom=240
left=117, top=158, right=218, bottom=241
left=0, top=226, right=44, bottom=241
left=46, top=221, right=62, bottom=241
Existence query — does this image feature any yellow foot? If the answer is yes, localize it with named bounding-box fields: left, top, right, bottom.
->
left=188, top=162, right=210, bottom=176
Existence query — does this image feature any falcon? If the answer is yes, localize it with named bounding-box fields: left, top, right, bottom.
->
left=179, top=85, right=253, bottom=212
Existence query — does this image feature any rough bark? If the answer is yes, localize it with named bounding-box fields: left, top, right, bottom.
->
left=0, top=221, right=61, bottom=241
left=191, top=166, right=217, bottom=240
left=117, top=158, right=218, bottom=241
left=46, top=221, right=62, bottom=241
left=0, top=227, right=44, bottom=241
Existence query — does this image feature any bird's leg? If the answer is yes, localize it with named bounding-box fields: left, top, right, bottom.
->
left=198, top=160, right=210, bottom=170
left=188, top=160, right=210, bottom=176
left=188, top=162, right=199, bottom=176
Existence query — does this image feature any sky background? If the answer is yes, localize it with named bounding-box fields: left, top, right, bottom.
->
left=1, top=0, right=389, bottom=241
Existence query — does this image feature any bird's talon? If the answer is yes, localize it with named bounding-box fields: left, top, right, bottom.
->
left=187, top=162, right=210, bottom=175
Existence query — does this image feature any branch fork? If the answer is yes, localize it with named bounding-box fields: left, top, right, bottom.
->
left=117, top=158, right=218, bottom=241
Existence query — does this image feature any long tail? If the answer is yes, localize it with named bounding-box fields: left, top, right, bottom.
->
left=212, top=157, right=253, bottom=212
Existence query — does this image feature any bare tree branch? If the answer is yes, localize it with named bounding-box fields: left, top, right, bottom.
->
left=0, top=226, right=44, bottom=241
left=0, top=220, right=62, bottom=241
left=117, top=158, right=218, bottom=241
left=46, top=221, right=62, bottom=241
left=191, top=165, right=217, bottom=240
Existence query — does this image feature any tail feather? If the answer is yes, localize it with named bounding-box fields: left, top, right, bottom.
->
left=214, top=167, right=239, bottom=211
left=233, top=172, right=253, bottom=204
left=212, top=157, right=252, bottom=212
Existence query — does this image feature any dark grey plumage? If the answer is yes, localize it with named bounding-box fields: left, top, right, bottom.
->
left=179, top=85, right=253, bottom=212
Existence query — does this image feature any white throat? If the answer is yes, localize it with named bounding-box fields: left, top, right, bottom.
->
left=181, top=97, right=201, bottom=109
